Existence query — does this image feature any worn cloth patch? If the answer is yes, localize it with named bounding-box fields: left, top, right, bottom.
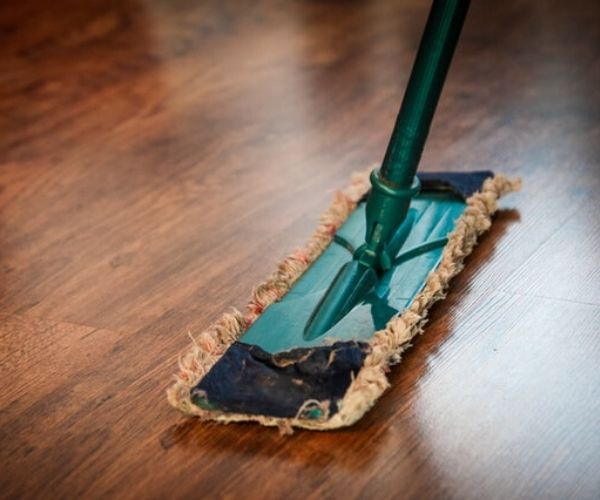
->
left=192, top=341, right=370, bottom=418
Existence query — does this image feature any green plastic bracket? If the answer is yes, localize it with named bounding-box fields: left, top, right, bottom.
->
left=241, top=190, right=465, bottom=354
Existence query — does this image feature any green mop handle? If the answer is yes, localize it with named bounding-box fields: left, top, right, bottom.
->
left=382, top=0, right=470, bottom=185
left=304, top=0, right=472, bottom=340
left=360, top=0, right=470, bottom=270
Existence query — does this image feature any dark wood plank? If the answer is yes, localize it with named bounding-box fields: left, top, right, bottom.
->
left=1, top=0, right=599, bottom=498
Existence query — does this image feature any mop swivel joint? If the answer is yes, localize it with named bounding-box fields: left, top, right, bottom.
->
left=355, top=169, right=421, bottom=271
left=303, top=169, right=420, bottom=341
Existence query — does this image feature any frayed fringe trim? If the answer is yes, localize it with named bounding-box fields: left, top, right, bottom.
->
left=167, top=170, right=521, bottom=433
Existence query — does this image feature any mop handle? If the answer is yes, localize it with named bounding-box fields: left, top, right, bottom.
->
left=380, top=0, right=471, bottom=187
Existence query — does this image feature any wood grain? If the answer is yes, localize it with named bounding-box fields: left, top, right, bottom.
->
left=1, top=0, right=599, bottom=498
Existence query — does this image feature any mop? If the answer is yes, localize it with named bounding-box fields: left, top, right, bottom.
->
left=167, top=0, right=520, bottom=432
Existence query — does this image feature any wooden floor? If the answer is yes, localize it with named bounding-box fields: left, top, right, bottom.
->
left=1, top=0, right=599, bottom=498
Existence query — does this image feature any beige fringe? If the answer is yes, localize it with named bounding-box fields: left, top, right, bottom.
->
left=167, top=170, right=521, bottom=432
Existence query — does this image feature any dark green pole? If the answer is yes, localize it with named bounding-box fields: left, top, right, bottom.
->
left=381, top=0, right=471, bottom=187
left=359, top=0, right=471, bottom=272
left=304, top=0, right=471, bottom=340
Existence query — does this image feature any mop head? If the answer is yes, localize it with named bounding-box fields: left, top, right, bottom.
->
left=167, top=169, right=520, bottom=433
